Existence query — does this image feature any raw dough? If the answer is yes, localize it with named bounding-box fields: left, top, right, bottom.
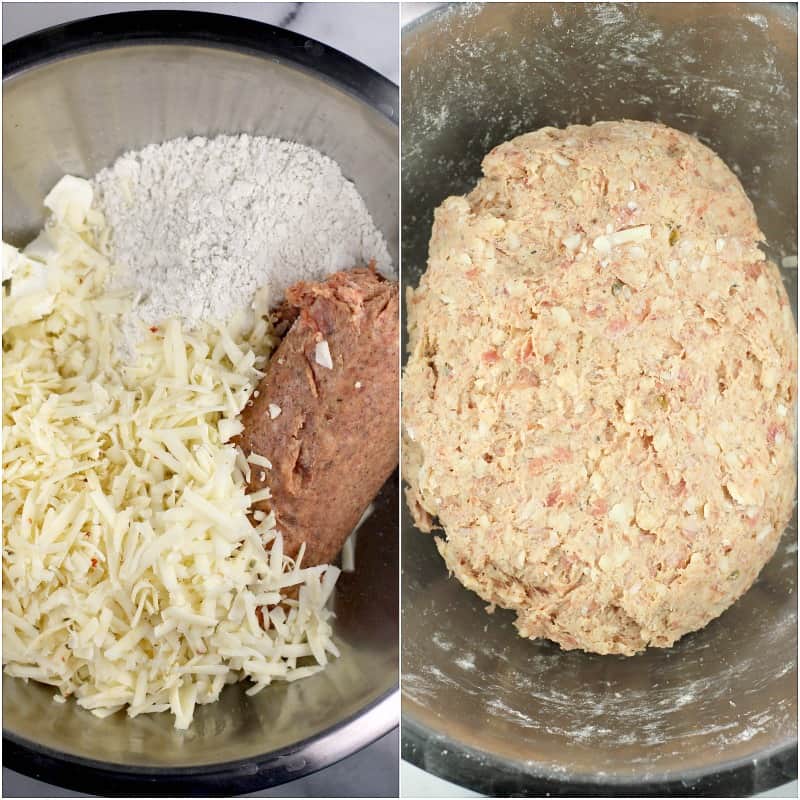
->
left=403, top=121, right=796, bottom=655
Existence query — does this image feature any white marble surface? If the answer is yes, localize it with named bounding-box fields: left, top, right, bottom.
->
left=401, top=1, right=441, bottom=27
left=2, top=2, right=398, bottom=798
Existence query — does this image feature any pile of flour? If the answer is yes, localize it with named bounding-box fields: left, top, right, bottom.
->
left=91, top=134, right=391, bottom=355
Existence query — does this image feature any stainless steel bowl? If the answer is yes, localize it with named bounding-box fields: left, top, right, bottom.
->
left=3, top=11, right=398, bottom=794
left=401, top=3, right=797, bottom=795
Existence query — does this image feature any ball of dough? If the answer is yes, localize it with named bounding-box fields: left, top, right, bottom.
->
left=403, top=121, right=796, bottom=655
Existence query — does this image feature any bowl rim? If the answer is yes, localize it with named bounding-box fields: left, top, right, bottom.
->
left=4, top=690, right=398, bottom=795
left=402, top=710, right=798, bottom=797
left=2, top=9, right=398, bottom=794
left=399, top=2, right=797, bottom=796
left=2, top=8, right=398, bottom=122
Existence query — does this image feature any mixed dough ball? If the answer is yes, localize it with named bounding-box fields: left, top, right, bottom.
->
left=403, top=121, right=796, bottom=655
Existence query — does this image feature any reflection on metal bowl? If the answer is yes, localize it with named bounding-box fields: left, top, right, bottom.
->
left=3, top=11, right=398, bottom=795
left=401, top=3, right=796, bottom=796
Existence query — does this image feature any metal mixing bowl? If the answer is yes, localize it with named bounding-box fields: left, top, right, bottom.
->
left=3, top=11, right=398, bottom=795
left=401, top=3, right=797, bottom=795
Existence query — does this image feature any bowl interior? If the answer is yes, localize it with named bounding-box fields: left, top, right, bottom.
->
left=401, top=1, right=797, bottom=787
left=3, top=38, right=398, bottom=769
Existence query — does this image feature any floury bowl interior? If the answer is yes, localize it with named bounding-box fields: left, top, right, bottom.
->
left=401, top=3, right=797, bottom=795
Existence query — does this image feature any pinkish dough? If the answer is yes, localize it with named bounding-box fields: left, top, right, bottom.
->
left=403, top=121, right=797, bottom=656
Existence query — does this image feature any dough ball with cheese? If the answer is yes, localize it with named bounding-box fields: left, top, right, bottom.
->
left=403, top=121, right=797, bottom=655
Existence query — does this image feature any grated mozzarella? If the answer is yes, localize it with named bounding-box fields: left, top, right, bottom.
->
left=2, top=177, right=340, bottom=729
left=315, top=340, right=333, bottom=369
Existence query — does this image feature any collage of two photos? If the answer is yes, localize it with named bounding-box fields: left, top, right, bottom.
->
left=1, top=1, right=797, bottom=798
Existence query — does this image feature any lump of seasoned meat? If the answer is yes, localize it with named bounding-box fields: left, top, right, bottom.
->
left=236, top=267, right=398, bottom=567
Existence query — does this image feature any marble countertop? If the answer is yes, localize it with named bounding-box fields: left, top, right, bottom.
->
left=401, top=1, right=442, bottom=27
left=2, top=2, right=397, bottom=797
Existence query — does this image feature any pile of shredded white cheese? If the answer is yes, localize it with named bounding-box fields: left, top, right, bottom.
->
left=2, top=177, right=340, bottom=729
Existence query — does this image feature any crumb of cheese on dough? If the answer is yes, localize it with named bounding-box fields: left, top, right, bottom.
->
left=315, top=340, right=333, bottom=369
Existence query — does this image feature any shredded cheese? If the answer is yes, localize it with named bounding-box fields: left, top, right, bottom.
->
left=593, top=224, right=652, bottom=254
left=246, top=452, right=273, bottom=470
left=315, top=340, right=333, bottom=369
left=2, top=177, right=340, bottom=729
left=340, top=503, right=376, bottom=574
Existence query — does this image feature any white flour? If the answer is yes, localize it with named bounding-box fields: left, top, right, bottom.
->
left=91, top=134, right=391, bottom=355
